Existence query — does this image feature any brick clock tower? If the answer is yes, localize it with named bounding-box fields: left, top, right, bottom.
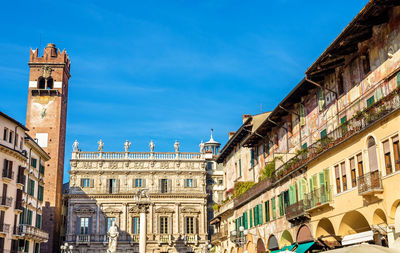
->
left=25, top=43, right=70, bottom=253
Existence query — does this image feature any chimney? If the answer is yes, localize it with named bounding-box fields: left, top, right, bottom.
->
left=229, top=132, right=236, bottom=139
left=242, top=114, right=251, bottom=124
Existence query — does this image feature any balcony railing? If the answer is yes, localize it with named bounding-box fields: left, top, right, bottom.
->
left=305, top=185, right=332, bottom=211
left=76, top=234, right=90, bottom=244
left=19, top=224, right=49, bottom=242
left=72, top=151, right=203, bottom=161
left=158, top=234, right=172, bottom=245
left=184, top=234, right=198, bottom=245
left=0, top=197, right=12, bottom=207
left=0, top=223, right=10, bottom=233
left=285, top=200, right=308, bottom=221
left=357, top=171, right=383, bottom=196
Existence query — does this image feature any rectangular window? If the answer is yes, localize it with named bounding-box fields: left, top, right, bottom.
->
left=161, top=179, right=168, bottom=193
left=106, top=217, right=115, bottom=232
left=108, top=179, right=118, bottom=194
left=160, top=217, right=168, bottom=234
left=383, top=140, right=392, bottom=175
left=39, top=164, right=45, bottom=175
left=341, top=162, right=347, bottom=191
left=265, top=200, right=270, bottom=222
left=27, top=210, right=33, bottom=225
left=185, top=179, right=193, bottom=188
left=3, top=128, right=8, bottom=141
left=36, top=214, right=42, bottom=229
left=367, top=96, right=375, bottom=107
left=28, top=179, right=35, bottom=196
left=30, top=158, right=37, bottom=168
left=320, top=129, right=327, bottom=146
left=9, top=131, right=13, bottom=144
left=393, top=136, right=400, bottom=172
left=131, top=217, right=140, bottom=234
left=135, top=179, right=142, bottom=188
left=357, top=153, right=364, bottom=177
left=335, top=165, right=341, bottom=193
left=350, top=158, right=356, bottom=188
left=239, top=159, right=242, bottom=177
left=80, top=178, right=90, bottom=188
left=185, top=217, right=195, bottom=234
left=250, top=149, right=255, bottom=167
left=80, top=217, right=90, bottom=234
left=299, top=104, right=306, bottom=126
left=37, top=185, right=44, bottom=201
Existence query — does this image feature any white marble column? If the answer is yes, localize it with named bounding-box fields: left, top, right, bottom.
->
left=139, top=205, right=147, bottom=253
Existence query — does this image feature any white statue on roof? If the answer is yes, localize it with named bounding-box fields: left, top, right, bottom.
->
left=98, top=139, right=104, bottom=152
left=72, top=140, right=79, bottom=152
left=199, top=140, right=205, bottom=153
left=124, top=140, right=131, bottom=152
left=174, top=140, right=180, bottom=152
left=149, top=140, right=155, bottom=152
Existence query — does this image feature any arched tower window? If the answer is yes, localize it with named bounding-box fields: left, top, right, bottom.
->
left=46, top=78, right=53, bottom=89
left=367, top=137, right=378, bottom=172
left=38, top=77, right=45, bottom=89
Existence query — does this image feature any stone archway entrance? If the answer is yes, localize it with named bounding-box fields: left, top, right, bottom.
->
left=297, top=225, right=313, bottom=243
left=256, top=238, right=266, bottom=253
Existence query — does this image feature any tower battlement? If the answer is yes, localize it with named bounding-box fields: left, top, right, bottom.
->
left=29, top=43, right=70, bottom=69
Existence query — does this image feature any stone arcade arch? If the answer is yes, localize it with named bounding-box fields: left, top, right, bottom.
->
left=316, top=218, right=335, bottom=238
left=256, top=238, right=266, bottom=253
left=267, top=235, right=279, bottom=251
left=296, top=225, right=313, bottom=243
left=280, top=230, right=294, bottom=247
left=338, top=210, right=370, bottom=236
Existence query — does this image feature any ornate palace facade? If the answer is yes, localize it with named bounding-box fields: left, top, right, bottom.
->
left=65, top=142, right=209, bottom=253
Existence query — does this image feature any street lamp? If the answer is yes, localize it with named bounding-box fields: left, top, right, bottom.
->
left=60, top=242, right=74, bottom=253
left=230, top=226, right=248, bottom=252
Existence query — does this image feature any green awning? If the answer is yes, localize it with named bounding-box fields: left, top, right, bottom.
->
left=295, top=241, right=315, bottom=253
left=271, top=244, right=296, bottom=253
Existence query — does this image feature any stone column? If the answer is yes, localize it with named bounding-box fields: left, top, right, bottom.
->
left=139, top=204, right=148, bottom=253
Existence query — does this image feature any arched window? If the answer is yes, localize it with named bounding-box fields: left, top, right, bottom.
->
left=38, top=77, right=45, bottom=89
left=368, top=137, right=378, bottom=172
left=46, top=78, right=53, bottom=89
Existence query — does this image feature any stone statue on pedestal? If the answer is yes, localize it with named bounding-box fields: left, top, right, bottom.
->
left=72, top=140, right=79, bottom=151
left=124, top=140, right=131, bottom=152
left=174, top=140, right=180, bottom=152
left=199, top=140, right=205, bottom=153
left=106, top=221, right=119, bottom=253
left=149, top=140, right=155, bottom=152
left=98, top=139, right=104, bottom=152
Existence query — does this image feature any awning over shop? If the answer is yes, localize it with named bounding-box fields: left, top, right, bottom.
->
left=295, top=241, right=315, bottom=253
left=324, top=243, right=399, bottom=252
left=341, top=231, right=374, bottom=246
left=270, top=244, right=296, bottom=253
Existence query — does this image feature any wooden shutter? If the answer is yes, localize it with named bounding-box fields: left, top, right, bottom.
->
left=168, top=179, right=172, bottom=193
left=319, top=172, right=325, bottom=189
left=265, top=201, right=270, bottom=222
left=116, top=179, right=120, bottom=193
left=259, top=204, right=263, bottom=224
left=249, top=209, right=253, bottom=227
left=299, top=104, right=306, bottom=126
left=368, top=138, right=378, bottom=172
left=8, top=161, right=13, bottom=178
left=324, top=169, right=330, bottom=187
left=289, top=184, right=296, bottom=205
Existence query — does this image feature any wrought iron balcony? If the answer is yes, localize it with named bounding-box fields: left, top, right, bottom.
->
left=285, top=200, right=309, bottom=222
left=0, top=196, right=13, bottom=208
left=305, top=185, right=332, bottom=211
left=357, top=171, right=383, bottom=196
left=19, top=224, right=49, bottom=243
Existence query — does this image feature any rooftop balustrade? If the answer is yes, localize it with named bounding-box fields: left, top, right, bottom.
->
left=72, top=151, right=204, bottom=161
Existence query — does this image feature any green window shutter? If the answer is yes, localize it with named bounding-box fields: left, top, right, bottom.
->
left=235, top=219, right=238, bottom=231
left=265, top=201, right=270, bottom=222
left=259, top=204, right=263, bottom=224
left=397, top=72, right=400, bottom=87
left=320, top=129, right=327, bottom=141
left=239, top=159, right=242, bottom=177
left=341, top=116, right=347, bottom=124
left=318, top=87, right=325, bottom=111
left=299, top=104, right=306, bottom=126
left=302, top=142, right=307, bottom=150
left=278, top=195, right=283, bottom=216
left=319, top=172, right=325, bottom=189
left=243, top=212, right=248, bottom=229
left=271, top=197, right=276, bottom=219
left=367, top=96, right=375, bottom=107
left=324, top=169, right=330, bottom=187
left=249, top=209, right=253, bottom=227
left=289, top=184, right=296, bottom=205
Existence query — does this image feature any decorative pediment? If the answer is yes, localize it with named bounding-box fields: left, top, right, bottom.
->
left=181, top=207, right=200, bottom=214
left=129, top=206, right=140, bottom=213
left=74, top=206, right=95, bottom=214
left=103, top=208, right=122, bottom=214
left=155, top=207, right=174, bottom=214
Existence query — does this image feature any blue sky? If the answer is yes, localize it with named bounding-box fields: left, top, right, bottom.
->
left=0, top=0, right=368, bottom=182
